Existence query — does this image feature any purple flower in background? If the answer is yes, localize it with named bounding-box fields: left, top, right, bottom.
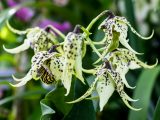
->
left=7, top=0, right=34, bottom=22
left=38, top=19, right=71, bottom=32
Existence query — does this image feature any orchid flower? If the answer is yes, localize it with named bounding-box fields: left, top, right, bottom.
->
left=11, top=51, right=58, bottom=87
left=3, top=21, right=64, bottom=54
left=94, top=11, right=154, bottom=64
left=68, top=48, right=157, bottom=111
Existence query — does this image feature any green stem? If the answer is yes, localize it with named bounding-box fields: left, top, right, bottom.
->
left=86, top=10, right=109, bottom=31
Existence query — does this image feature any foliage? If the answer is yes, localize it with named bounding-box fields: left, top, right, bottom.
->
left=0, top=0, right=160, bottom=120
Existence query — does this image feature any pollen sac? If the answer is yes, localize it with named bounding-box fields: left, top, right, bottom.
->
left=62, top=31, right=85, bottom=95
left=3, top=23, right=56, bottom=54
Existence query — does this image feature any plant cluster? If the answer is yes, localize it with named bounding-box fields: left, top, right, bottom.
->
left=3, top=10, right=157, bottom=112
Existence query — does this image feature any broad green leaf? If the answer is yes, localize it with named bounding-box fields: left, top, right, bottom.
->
left=64, top=79, right=96, bottom=120
left=153, top=97, right=160, bottom=120
left=128, top=66, right=160, bottom=120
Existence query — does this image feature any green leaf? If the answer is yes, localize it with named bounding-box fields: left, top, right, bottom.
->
left=128, top=66, right=160, bottom=120
left=40, top=99, right=55, bottom=119
left=64, top=79, right=96, bottom=120
left=40, top=86, right=74, bottom=120
left=153, top=97, right=160, bottom=120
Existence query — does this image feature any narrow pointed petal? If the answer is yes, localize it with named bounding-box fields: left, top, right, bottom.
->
left=96, top=78, right=115, bottom=111
left=122, top=92, right=139, bottom=102
left=129, top=58, right=158, bottom=69
left=11, top=71, right=32, bottom=87
left=119, top=38, right=142, bottom=55
left=122, top=98, right=142, bottom=111
left=121, top=74, right=136, bottom=89
left=12, top=74, right=23, bottom=81
left=3, top=39, right=30, bottom=54
left=138, top=59, right=158, bottom=69
left=6, top=20, right=28, bottom=35
left=124, top=20, right=154, bottom=40
left=67, top=78, right=98, bottom=103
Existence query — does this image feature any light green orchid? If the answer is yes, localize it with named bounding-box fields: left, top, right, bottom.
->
left=104, top=48, right=158, bottom=88
left=68, top=48, right=157, bottom=111
left=94, top=12, right=154, bottom=64
left=11, top=51, right=59, bottom=87
left=3, top=21, right=63, bottom=53
left=3, top=10, right=158, bottom=112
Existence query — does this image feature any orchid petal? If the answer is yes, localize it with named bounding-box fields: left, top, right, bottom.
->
left=6, top=20, right=28, bottom=35
left=122, top=98, right=142, bottom=111
left=3, top=39, right=30, bottom=54
left=125, top=22, right=154, bottom=40
left=67, top=77, right=98, bottom=103
left=75, top=39, right=85, bottom=83
left=115, top=16, right=154, bottom=40
left=62, top=32, right=85, bottom=95
left=121, top=74, right=136, bottom=89
left=119, top=38, right=142, bottom=54
left=10, top=70, right=32, bottom=87
left=130, top=59, right=158, bottom=69
left=96, top=77, right=115, bottom=111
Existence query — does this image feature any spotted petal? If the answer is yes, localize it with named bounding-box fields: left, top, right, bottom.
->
left=74, top=38, right=85, bottom=83
left=117, top=48, right=158, bottom=69
left=62, top=32, right=84, bottom=95
left=116, top=17, right=154, bottom=40
left=106, top=66, right=140, bottom=110
left=96, top=76, right=115, bottom=111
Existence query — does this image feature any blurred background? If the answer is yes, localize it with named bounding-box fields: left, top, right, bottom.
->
left=0, top=0, right=160, bottom=120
